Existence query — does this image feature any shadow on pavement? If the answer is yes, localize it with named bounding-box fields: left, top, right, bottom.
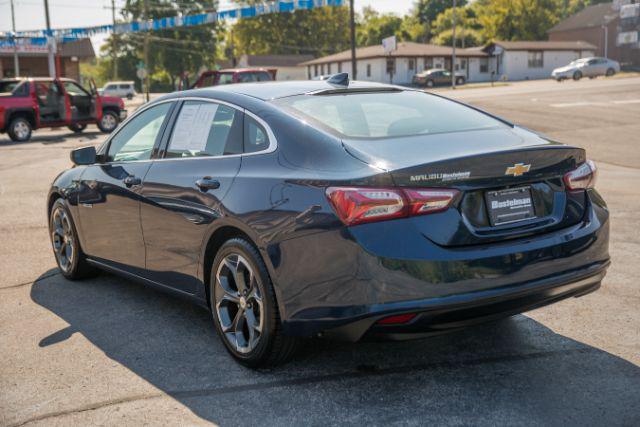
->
left=0, top=130, right=103, bottom=146
left=31, top=268, right=640, bottom=425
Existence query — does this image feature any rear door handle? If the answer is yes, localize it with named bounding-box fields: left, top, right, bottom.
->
left=195, top=177, right=220, bottom=192
left=123, top=175, right=141, bottom=187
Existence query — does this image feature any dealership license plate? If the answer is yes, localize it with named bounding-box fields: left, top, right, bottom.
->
left=485, top=186, right=536, bottom=226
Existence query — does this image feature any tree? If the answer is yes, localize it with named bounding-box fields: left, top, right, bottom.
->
left=430, top=5, right=483, bottom=47
left=413, top=0, right=468, bottom=38
left=228, top=6, right=350, bottom=58
left=474, top=0, right=563, bottom=41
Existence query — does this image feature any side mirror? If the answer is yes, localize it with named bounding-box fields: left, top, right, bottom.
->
left=70, top=146, right=97, bottom=165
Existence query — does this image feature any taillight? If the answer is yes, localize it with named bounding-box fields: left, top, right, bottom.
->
left=376, top=313, right=417, bottom=325
left=325, top=186, right=458, bottom=226
left=564, top=160, right=597, bottom=190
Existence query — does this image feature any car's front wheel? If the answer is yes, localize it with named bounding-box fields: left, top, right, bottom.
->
left=8, top=117, right=32, bottom=142
left=573, top=70, right=582, bottom=80
left=49, top=199, right=95, bottom=280
left=97, top=110, right=119, bottom=133
left=606, top=68, right=615, bottom=77
left=210, top=238, right=298, bottom=368
left=456, top=77, right=465, bottom=85
left=425, top=79, right=435, bottom=88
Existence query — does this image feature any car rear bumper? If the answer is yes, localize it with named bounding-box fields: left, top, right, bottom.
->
left=273, top=190, right=609, bottom=340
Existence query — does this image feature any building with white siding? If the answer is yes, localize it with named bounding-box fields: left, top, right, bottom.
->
left=299, top=40, right=597, bottom=84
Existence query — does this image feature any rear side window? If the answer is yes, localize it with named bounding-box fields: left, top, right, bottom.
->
left=166, top=101, right=242, bottom=158
left=244, top=116, right=270, bottom=153
left=119, top=84, right=131, bottom=89
left=273, top=90, right=502, bottom=139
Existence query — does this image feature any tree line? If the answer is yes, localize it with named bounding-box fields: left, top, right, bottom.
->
left=84, top=0, right=610, bottom=89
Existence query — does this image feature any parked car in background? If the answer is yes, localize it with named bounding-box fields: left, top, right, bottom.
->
left=48, top=75, right=609, bottom=367
left=0, top=77, right=126, bottom=142
left=413, top=69, right=466, bottom=87
left=99, top=81, right=136, bottom=100
left=179, top=68, right=277, bottom=90
left=552, top=57, right=620, bottom=81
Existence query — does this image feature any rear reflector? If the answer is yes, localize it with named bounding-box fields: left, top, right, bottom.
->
left=376, top=313, right=418, bottom=325
left=326, top=186, right=458, bottom=226
left=564, top=160, right=597, bottom=190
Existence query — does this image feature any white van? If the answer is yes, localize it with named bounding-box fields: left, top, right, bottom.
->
left=99, top=81, right=136, bottom=100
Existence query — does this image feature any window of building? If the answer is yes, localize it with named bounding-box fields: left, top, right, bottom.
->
left=459, top=59, right=467, bottom=70
left=528, top=51, right=543, bottom=68
left=327, top=63, right=332, bottom=74
left=366, top=63, right=371, bottom=77
left=321, top=64, right=325, bottom=75
left=408, top=58, right=415, bottom=71
left=314, top=64, right=318, bottom=76
left=338, top=62, right=342, bottom=72
left=479, top=57, right=489, bottom=73
left=386, top=58, right=395, bottom=75
left=424, top=57, right=433, bottom=70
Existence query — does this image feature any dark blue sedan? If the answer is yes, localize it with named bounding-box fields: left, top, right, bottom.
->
left=48, top=75, right=610, bottom=367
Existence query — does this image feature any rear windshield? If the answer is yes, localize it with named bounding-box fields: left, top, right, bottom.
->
left=0, top=80, right=20, bottom=94
left=272, top=90, right=503, bottom=139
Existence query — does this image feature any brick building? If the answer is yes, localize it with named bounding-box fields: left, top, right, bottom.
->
left=548, top=2, right=639, bottom=66
left=0, top=38, right=95, bottom=80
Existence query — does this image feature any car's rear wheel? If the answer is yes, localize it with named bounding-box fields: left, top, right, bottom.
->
left=426, top=79, right=434, bottom=88
left=8, top=117, right=32, bottom=142
left=49, top=199, right=95, bottom=280
left=573, top=70, right=582, bottom=80
left=68, top=123, right=87, bottom=133
left=606, top=68, right=615, bottom=77
left=209, top=238, right=298, bottom=368
left=97, top=110, right=119, bottom=133
left=456, top=77, right=465, bottom=85
left=126, top=94, right=133, bottom=100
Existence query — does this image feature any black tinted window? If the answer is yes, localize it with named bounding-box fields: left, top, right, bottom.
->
left=273, top=90, right=502, bottom=139
left=166, top=101, right=242, bottom=158
left=244, top=116, right=270, bottom=153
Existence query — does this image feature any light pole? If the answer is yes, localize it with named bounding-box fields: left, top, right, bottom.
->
left=111, top=0, right=118, bottom=80
left=10, top=0, right=19, bottom=76
left=451, top=0, right=457, bottom=89
left=44, top=0, right=56, bottom=77
left=349, top=0, right=357, bottom=79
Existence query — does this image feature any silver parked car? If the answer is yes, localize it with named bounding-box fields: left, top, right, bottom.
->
left=98, top=81, right=137, bottom=99
left=552, top=57, right=620, bottom=81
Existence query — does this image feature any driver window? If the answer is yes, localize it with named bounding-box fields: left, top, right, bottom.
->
left=63, top=81, right=89, bottom=97
left=107, top=103, right=171, bottom=162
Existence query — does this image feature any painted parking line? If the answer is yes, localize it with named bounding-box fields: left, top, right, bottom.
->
left=550, top=99, right=640, bottom=108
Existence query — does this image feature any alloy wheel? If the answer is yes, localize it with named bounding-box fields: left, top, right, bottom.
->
left=215, top=254, right=264, bottom=354
left=13, top=121, right=30, bottom=140
left=101, top=113, right=117, bottom=131
left=51, top=207, right=74, bottom=273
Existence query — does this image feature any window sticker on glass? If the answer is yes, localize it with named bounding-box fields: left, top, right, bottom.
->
left=170, top=103, right=219, bottom=152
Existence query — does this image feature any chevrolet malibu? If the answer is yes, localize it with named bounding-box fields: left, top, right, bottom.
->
left=47, top=75, right=610, bottom=367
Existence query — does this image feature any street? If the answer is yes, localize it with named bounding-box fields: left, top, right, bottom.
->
left=1, top=77, right=639, bottom=426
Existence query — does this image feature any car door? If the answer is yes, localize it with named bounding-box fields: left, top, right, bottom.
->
left=140, top=100, right=243, bottom=293
left=76, top=101, right=174, bottom=273
left=62, top=80, right=93, bottom=121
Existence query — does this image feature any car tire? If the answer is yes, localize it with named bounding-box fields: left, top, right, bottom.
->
left=126, top=94, right=133, bottom=100
left=209, top=238, right=298, bottom=368
left=606, top=68, right=615, bottom=77
left=49, top=198, right=96, bottom=280
left=573, top=71, right=582, bottom=80
left=97, top=110, right=119, bottom=133
left=68, top=123, right=87, bottom=133
left=7, top=116, right=32, bottom=142
left=426, top=80, right=434, bottom=88
left=456, top=77, right=465, bottom=85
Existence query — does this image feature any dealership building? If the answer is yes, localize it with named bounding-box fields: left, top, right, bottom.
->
left=300, top=40, right=597, bottom=84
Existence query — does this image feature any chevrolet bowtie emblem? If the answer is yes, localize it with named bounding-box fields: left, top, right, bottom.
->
left=505, top=163, right=531, bottom=177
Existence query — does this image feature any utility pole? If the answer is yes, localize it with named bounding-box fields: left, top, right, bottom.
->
left=349, top=0, right=357, bottom=79
left=10, top=0, right=19, bottom=76
left=111, top=0, right=118, bottom=80
left=143, top=0, right=150, bottom=102
left=44, top=0, right=56, bottom=78
left=451, top=0, right=457, bottom=89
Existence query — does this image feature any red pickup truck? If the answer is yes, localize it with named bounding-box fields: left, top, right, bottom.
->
left=179, top=68, right=277, bottom=90
left=0, top=77, right=126, bottom=142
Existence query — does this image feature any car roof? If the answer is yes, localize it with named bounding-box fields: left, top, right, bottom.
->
left=192, top=79, right=406, bottom=101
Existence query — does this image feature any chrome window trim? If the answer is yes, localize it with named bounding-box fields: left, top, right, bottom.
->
left=96, top=96, right=278, bottom=164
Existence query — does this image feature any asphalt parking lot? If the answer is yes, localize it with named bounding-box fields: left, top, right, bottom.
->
left=1, top=77, right=639, bottom=426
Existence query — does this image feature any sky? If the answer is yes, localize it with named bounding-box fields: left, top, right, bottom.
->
left=0, top=0, right=417, bottom=33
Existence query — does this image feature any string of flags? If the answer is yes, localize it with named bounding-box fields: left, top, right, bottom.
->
left=0, top=0, right=344, bottom=50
